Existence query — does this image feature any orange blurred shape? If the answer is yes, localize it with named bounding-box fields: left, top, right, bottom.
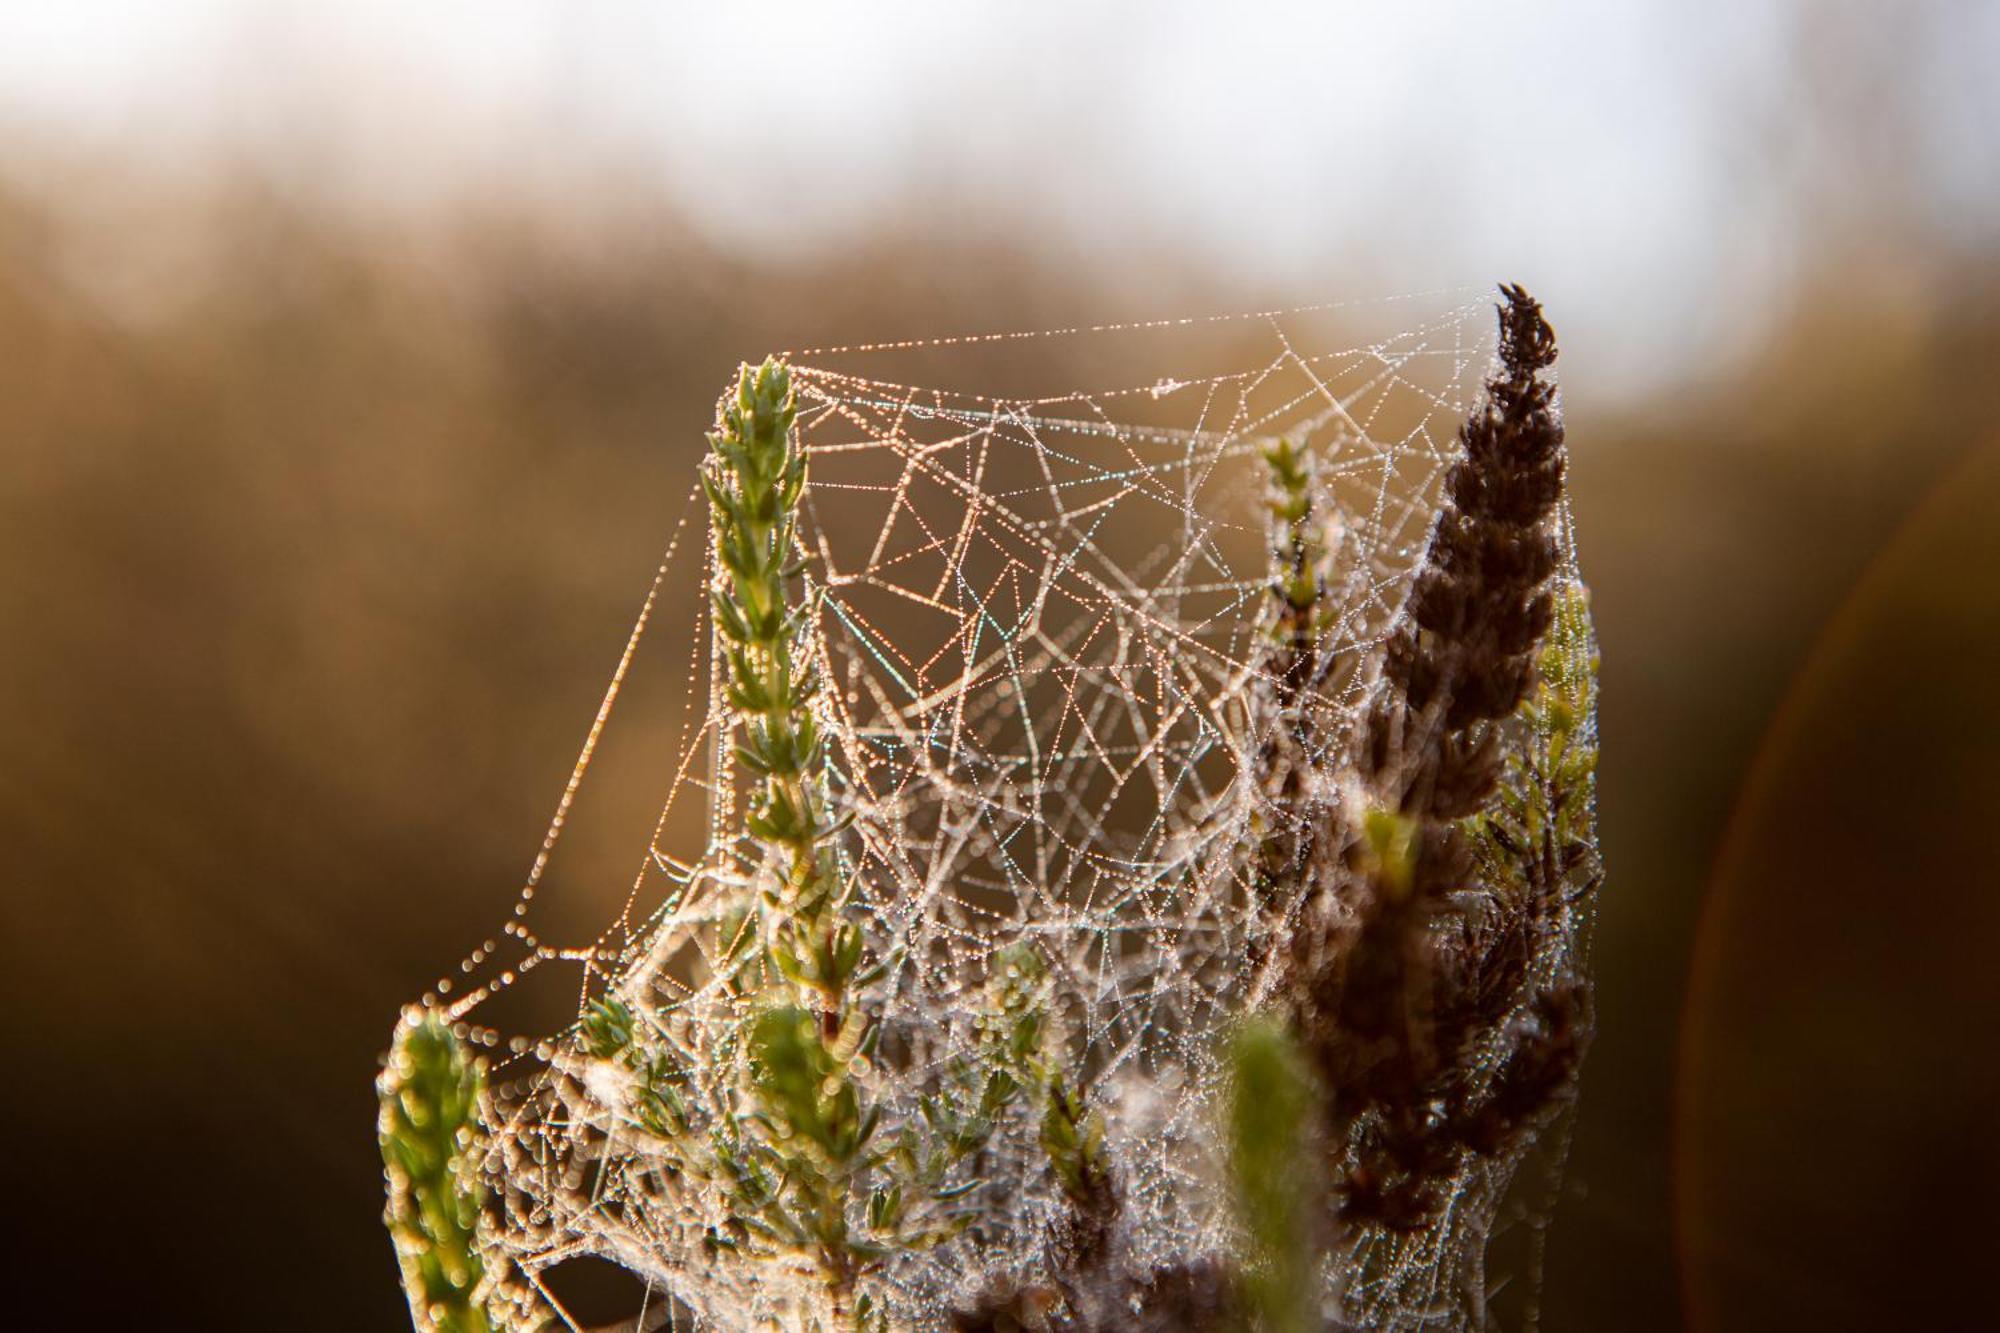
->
left=1676, top=434, right=2000, bottom=1330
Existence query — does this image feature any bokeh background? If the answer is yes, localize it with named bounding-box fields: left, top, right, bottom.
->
left=3, top=3, right=1996, bottom=1328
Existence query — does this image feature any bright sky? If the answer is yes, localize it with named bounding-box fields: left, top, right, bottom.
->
left=1, top=1, right=1994, bottom=388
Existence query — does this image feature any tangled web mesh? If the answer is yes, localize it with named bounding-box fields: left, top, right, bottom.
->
left=425, top=292, right=1599, bottom=1329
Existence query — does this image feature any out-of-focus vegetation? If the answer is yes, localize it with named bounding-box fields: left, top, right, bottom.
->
left=3, top=20, right=1998, bottom=1320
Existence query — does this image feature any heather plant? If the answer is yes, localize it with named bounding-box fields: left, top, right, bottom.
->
left=380, top=1009, right=551, bottom=1331
left=380, top=287, right=1600, bottom=1330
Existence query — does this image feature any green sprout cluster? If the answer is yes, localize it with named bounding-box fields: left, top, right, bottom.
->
left=707, top=359, right=889, bottom=1315
left=974, top=942, right=1107, bottom=1217
left=582, top=994, right=690, bottom=1140
left=1248, top=436, right=1338, bottom=921
left=377, top=1011, right=503, bottom=1333
left=703, top=358, right=868, bottom=1022
left=1474, top=584, right=1600, bottom=898
left=1263, top=436, right=1325, bottom=642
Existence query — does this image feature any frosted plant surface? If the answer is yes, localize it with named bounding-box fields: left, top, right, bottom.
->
left=419, top=293, right=1600, bottom=1330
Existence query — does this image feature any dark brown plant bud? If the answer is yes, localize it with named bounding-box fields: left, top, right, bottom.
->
left=1286, top=286, right=1583, bottom=1254
left=1360, top=284, right=1567, bottom=818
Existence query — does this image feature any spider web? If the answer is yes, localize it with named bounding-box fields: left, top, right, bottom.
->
left=420, top=291, right=1596, bottom=1330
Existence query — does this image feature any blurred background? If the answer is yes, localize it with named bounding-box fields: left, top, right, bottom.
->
left=2, top=3, right=1996, bottom=1328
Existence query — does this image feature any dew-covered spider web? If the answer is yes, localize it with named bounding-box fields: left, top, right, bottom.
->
left=419, top=290, right=1599, bottom=1331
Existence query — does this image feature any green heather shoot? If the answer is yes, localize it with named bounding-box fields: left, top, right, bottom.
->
left=378, top=1009, right=498, bottom=1333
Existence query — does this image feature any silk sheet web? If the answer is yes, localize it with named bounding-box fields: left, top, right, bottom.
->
left=419, top=290, right=1595, bottom=1330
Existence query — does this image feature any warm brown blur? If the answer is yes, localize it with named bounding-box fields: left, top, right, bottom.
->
left=4, top=13, right=1999, bottom=1330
